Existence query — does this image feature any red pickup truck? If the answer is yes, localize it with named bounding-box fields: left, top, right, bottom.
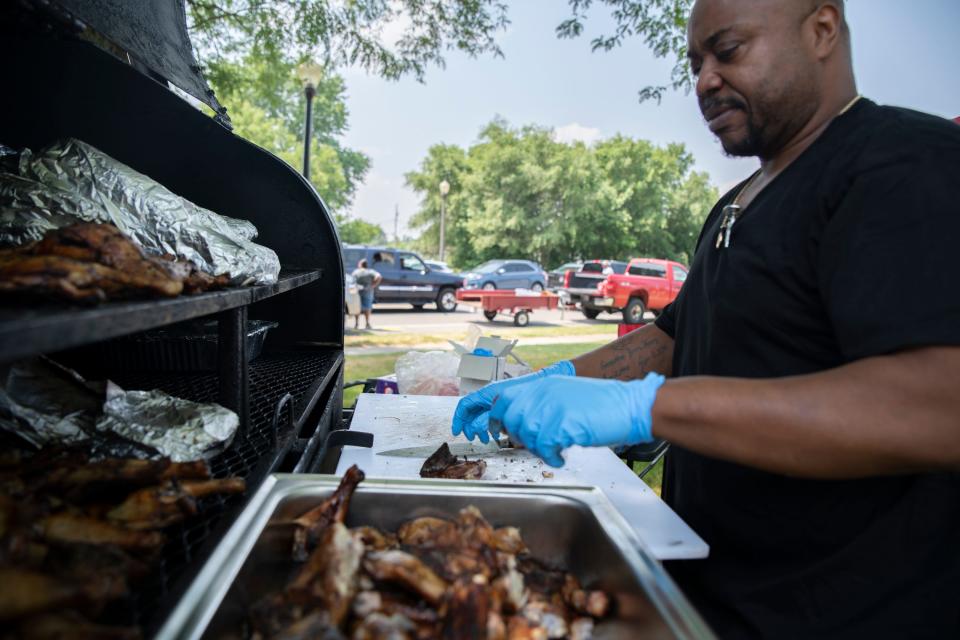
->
left=583, top=258, right=688, bottom=323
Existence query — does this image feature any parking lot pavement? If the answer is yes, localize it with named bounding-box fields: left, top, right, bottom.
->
left=359, top=303, right=628, bottom=333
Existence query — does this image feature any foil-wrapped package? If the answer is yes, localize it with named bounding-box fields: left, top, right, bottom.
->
left=0, top=138, right=279, bottom=285
left=97, top=382, right=238, bottom=462
left=0, top=358, right=238, bottom=461
left=0, top=359, right=100, bottom=448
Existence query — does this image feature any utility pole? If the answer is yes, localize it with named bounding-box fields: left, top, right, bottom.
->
left=439, top=180, right=450, bottom=261
left=394, top=204, right=399, bottom=243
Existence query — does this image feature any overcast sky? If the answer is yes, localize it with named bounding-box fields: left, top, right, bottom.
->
left=339, top=1, right=960, bottom=239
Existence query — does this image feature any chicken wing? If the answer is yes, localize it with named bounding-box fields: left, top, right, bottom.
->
left=37, top=512, right=165, bottom=551
left=288, top=522, right=365, bottom=627
left=419, top=443, right=486, bottom=480
left=291, top=465, right=364, bottom=561
left=362, top=550, right=449, bottom=606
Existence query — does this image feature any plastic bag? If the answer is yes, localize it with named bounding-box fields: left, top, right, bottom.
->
left=395, top=351, right=461, bottom=396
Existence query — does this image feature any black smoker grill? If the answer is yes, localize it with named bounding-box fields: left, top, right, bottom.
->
left=0, top=0, right=350, bottom=633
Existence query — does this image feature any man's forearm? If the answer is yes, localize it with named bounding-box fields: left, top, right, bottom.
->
left=571, top=323, right=674, bottom=379
left=651, top=346, right=960, bottom=478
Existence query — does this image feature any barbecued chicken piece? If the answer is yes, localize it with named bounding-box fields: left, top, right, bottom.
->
left=505, top=615, right=548, bottom=640
left=561, top=574, right=610, bottom=618
left=106, top=477, right=246, bottom=530
left=0, top=253, right=182, bottom=302
left=354, top=525, right=399, bottom=551
left=269, top=610, right=345, bottom=640
left=43, top=458, right=205, bottom=493
left=396, top=517, right=460, bottom=548
left=37, top=512, right=165, bottom=552
left=351, top=612, right=418, bottom=640
left=46, top=542, right=150, bottom=583
left=441, top=574, right=491, bottom=640
left=29, top=222, right=226, bottom=296
left=15, top=611, right=141, bottom=640
left=457, top=505, right=496, bottom=550
left=419, top=443, right=486, bottom=480
left=491, top=553, right=527, bottom=613
left=568, top=618, right=595, bottom=640
left=491, top=527, right=527, bottom=555
left=105, top=480, right=197, bottom=529
left=291, top=465, right=364, bottom=561
left=362, top=550, right=449, bottom=606
left=0, top=567, right=126, bottom=621
left=352, top=590, right=441, bottom=627
left=287, top=522, right=365, bottom=627
left=519, top=601, right=568, bottom=639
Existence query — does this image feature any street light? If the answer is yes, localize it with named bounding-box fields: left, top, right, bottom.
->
left=296, top=61, right=324, bottom=180
left=438, top=179, right=450, bottom=261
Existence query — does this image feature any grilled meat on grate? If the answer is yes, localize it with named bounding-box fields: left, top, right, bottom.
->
left=0, top=223, right=229, bottom=303
left=0, top=449, right=245, bottom=637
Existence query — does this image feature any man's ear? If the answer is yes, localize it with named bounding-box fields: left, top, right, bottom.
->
left=808, top=2, right=845, bottom=60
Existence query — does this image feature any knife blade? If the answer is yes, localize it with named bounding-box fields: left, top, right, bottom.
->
left=377, top=441, right=515, bottom=458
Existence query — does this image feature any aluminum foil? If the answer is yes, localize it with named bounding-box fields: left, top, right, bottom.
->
left=0, top=358, right=238, bottom=461
left=0, top=138, right=279, bottom=285
left=96, top=382, right=238, bottom=462
left=0, top=359, right=100, bottom=448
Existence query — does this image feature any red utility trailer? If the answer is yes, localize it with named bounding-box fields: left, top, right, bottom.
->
left=456, top=290, right=560, bottom=326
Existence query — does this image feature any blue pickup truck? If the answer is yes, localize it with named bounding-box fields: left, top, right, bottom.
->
left=342, top=244, right=463, bottom=311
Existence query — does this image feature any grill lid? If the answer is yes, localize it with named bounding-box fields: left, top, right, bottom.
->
left=23, top=0, right=229, bottom=126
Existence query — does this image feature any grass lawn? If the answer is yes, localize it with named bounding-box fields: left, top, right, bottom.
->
left=344, top=322, right=616, bottom=348
left=343, top=340, right=665, bottom=494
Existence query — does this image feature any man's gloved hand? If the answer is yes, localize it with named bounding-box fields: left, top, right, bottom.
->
left=451, top=360, right=576, bottom=443
left=488, top=373, right=665, bottom=467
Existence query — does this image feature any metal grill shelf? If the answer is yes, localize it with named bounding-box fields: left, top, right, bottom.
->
left=106, top=347, right=343, bottom=631
left=0, top=268, right=321, bottom=364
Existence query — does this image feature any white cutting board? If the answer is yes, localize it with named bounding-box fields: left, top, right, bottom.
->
left=336, top=394, right=709, bottom=560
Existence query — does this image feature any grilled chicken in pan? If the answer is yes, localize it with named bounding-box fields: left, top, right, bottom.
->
left=290, top=464, right=365, bottom=561
left=0, top=450, right=245, bottom=638
left=252, top=464, right=613, bottom=639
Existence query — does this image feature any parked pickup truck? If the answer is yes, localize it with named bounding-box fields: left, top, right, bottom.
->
left=561, top=260, right=628, bottom=310
left=583, top=258, right=688, bottom=323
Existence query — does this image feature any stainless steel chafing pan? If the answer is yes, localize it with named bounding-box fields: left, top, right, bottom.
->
left=158, top=474, right=715, bottom=639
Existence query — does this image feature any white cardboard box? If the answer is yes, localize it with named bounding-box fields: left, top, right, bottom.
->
left=450, top=336, right=520, bottom=394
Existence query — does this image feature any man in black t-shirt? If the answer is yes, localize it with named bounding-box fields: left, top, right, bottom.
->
left=451, top=0, right=960, bottom=637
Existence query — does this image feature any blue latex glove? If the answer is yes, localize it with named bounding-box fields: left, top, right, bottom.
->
left=488, top=373, right=665, bottom=467
left=451, top=360, right=576, bottom=444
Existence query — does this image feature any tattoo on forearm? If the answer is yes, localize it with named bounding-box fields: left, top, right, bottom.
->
left=597, top=335, right=669, bottom=379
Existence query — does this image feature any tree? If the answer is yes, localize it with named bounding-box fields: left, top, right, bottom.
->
left=405, top=118, right=716, bottom=268
left=338, top=218, right=388, bottom=245
left=557, top=0, right=693, bottom=103
left=186, top=0, right=510, bottom=82
left=187, top=1, right=692, bottom=104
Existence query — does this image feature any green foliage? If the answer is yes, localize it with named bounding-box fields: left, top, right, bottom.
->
left=186, top=0, right=510, bottom=82
left=406, top=119, right=716, bottom=268
left=188, top=1, right=691, bottom=105
left=557, top=0, right=694, bottom=103
left=339, top=218, right=388, bottom=245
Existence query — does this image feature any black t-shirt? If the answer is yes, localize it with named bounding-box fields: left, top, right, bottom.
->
left=655, top=100, right=960, bottom=639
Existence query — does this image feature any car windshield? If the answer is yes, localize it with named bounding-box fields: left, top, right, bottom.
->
left=472, top=260, right=505, bottom=273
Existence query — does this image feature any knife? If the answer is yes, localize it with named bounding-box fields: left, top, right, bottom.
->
left=377, top=441, right=516, bottom=458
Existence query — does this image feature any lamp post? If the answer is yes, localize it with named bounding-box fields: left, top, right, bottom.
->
left=438, top=179, right=450, bottom=261
left=296, top=62, right=324, bottom=180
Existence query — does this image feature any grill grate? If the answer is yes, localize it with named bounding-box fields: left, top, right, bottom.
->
left=105, top=348, right=342, bottom=630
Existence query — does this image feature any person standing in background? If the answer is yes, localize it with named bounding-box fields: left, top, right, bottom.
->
left=351, top=259, right=381, bottom=330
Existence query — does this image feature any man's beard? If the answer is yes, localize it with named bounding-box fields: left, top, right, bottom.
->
left=704, top=88, right=818, bottom=160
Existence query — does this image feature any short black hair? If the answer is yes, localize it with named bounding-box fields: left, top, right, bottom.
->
left=358, top=258, right=368, bottom=268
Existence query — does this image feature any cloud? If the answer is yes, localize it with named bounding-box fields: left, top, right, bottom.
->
left=553, top=122, right=602, bottom=145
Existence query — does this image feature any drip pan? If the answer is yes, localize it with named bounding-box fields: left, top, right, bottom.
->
left=158, top=475, right=715, bottom=639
